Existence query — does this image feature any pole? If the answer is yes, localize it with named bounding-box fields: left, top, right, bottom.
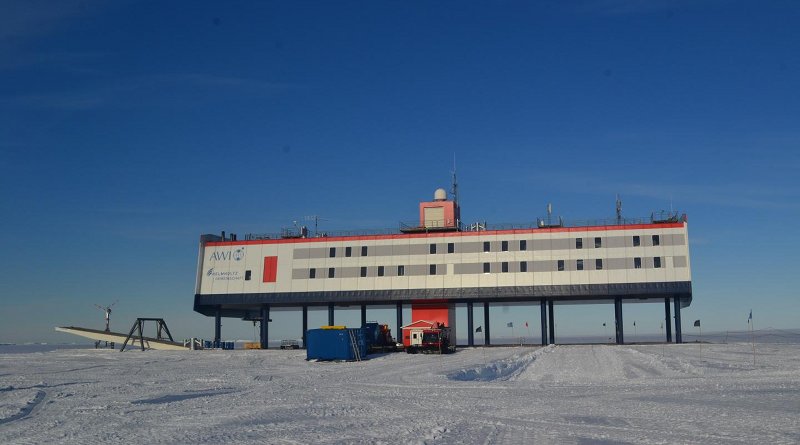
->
left=751, top=319, right=756, bottom=366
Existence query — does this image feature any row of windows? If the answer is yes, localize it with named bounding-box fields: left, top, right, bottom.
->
left=305, top=256, right=664, bottom=279
left=326, top=235, right=662, bottom=258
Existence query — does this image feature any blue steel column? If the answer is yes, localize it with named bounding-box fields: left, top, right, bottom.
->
left=214, top=306, right=221, bottom=344
left=360, top=305, right=367, bottom=327
left=467, top=302, right=474, bottom=347
left=665, top=298, right=673, bottom=342
left=674, top=297, right=683, bottom=343
left=396, top=302, right=403, bottom=343
left=614, top=297, right=625, bottom=345
left=302, top=305, right=308, bottom=349
left=540, top=300, right=548, bottom=346
left=484, top=302, right=491, bottom=345
left=328, top=303, right=335, bottom=326
left=547, top=300, right=555, bottom=345
left=260, top=305, right=269, bottom=349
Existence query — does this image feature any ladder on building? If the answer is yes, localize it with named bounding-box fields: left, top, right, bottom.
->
left=348, top=329, right=362, bottom=362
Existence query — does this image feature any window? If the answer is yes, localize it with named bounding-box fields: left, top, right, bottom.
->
left=378, top=265, right=385, bottom=276
left=652, top=235, right=660, bottom=246
left=360, top=266, right=367, bottom=277
left=501, top=240, right=508, bottom=252
left=634, top=257, right=642, bottom=269
left=483, top=241, right=490, bottom=252
left=345, top=246, right=352, bottom=257
left=654, top=257, right=662, bottom=268
left=633, top=236, right=640, bottom=247
left=430, top=243, right=437, bottom=254
left=309, top=268, right=316, bottom=279
left=576, top=238, right=583, bottom=249
left=483, top=262, right=490, bottom=273
left=501, top=262, right=509, bottom=273
left=557, top=260, right=565, bottom=271
left=595, top=237, right=602, bottom=248
left=429, top=264, right=437, bottom=275
left=596, top=259, right=603, bottom=270
left=245, top=270, right=252, bottom=281
left=328, top=267, right=336, bottom=278
left=447, top=242, right=454, bottom=254
left=361, top=246, right=368, bottom=256
left=520, top=240, right=527, bottom=251
left=398, top=265, right=405, bottom=276
left=520, top=261, right=528, bottom=272
left=576, top=259, right=584, bottom=271
left=329, top=247, right=336, bottom=258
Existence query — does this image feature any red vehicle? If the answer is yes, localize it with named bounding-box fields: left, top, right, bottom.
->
left=403, top=321, right=455, bottom=354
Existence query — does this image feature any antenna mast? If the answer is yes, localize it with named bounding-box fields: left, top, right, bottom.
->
left=450, top=154, right=459, bottom=206
left=616, top=194, right=623, bottom=225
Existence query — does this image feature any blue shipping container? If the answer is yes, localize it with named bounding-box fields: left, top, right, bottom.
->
left=306, top=328, right=368, bottom=361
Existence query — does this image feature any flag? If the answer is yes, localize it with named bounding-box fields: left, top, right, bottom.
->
left=602, top=322, right=606, bottom=327
left=525, top=322, right=528, bottom=328
left=507, top=322, right=513, bottom=328
left=748, top=310, right=752, bottom=324
left=660, top=322, right=663, bottom=329
left=633, top=321, right=636, bottom=326
left=694, top=320, right=700, bottom=327
left=475, top=326, right=482, bottom=333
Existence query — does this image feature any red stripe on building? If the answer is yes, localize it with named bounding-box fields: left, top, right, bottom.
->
left=263, top=256, right=278, bottom=283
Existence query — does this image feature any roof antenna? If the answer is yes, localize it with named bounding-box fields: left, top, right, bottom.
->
left=450, top=154, right=459, bottom=206
left=616, top=194, right=623, bottom=225
left=547, top=202, right=553, bottom=226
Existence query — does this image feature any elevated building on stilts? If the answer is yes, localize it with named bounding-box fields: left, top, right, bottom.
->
left=193, top=189, right=692, bottom=348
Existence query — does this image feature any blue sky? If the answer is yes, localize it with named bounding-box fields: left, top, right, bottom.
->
left=1, top=1, right=799, bottom=344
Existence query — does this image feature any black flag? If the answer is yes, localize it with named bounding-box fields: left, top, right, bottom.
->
left=475, top=326, right=482, bottom=333
left=694, top=320, right=700, bottom=327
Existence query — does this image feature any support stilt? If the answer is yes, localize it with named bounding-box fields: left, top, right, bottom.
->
left=302, top=305, right=308, bottom=349
left=360, top=305, right=367, bottom=327
left=665, top=298, right=672, bottom=343
left=396, top=302, right=403, bottom=344
left=214, top=307, right=221, bottom=344
left=260, top=305, right=269, bottom=349
left=484, top=302, right=491, bottom=346
left=674, top=297, right=683, bottom=343
left=547, top=300, right=555, bottom=345
left=467, top=302, right=474, bottom=347
left=328, top=303, right=334, bottom=326
left=540, top=300, right=548, bottom=346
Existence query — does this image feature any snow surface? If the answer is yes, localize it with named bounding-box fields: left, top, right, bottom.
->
left=1, top=342, right=799, bottom=444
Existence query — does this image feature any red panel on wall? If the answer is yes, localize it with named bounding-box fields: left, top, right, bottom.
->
left=263, top=256, right=278, bottom=283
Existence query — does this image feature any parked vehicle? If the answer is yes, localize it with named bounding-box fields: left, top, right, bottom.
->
left=280, top=339, right=300, bottom=349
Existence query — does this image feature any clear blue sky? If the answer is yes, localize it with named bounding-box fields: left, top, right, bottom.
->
left=1, top=1, right=798, bottom=344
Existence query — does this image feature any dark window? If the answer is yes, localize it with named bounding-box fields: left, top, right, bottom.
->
left=654, top=257, right=662, bottom=268
left=329, top=247, right=336, bottom=258
left=328, top=267, right=335, bottom=278
left=245, top=270, right=252, bottom=281
left=520, top=240, right=527, bottom=251
left=398, top=265, right=405, bottom=276
left=345, top=246, right=352, bottom=257
left=483, top=262, right=490, bottom=273
left=447, top=242, right=454, bottom=253
left=557, top=260, right=565, bottom=271
left=501, top=240, right=508, bottom=252
left=633, top=236, right=640, bottom=247
left=502, top=262, right=509, bottom=273
left=361, top=246, right=368, bottom=256
left=378, top=265, right=385, bottom=276
left=595, top=237, right=602, bottom=248
left=429, top=264, right=437, bottom=275
left=652, top=235, right=660, bottom=246
left=429, top=243, right=437, bottom=254
left=634, top=257, right=642, bottom=269
left=309, top=268, right=316, bottom=279
left=360, top=266, right=367, bottom=277
left=576, top=259, right=584, bottom=271
left=483, top=241, right=490, bottom=252
left=596, top=259, right=603, bottom=270
left=576, top=238, right=583, bottom=249
left=520, top=261, right=528, bottom=272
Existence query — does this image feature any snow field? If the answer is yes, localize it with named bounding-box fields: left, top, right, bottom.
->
left=1, top=343, right=798, bottom=444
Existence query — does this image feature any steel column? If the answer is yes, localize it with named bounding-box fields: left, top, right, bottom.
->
left=328, top=303, right=334, bottom=326
left=302, top=305, right=308, bottom=349
left=467, top=302, right=474, bottom=347
left=547, top=300, right=555, bottom=345
left=665, top=298, right=673, bottom=343
left=396, top=302, right=403, bottom=343
left=260, top=305, right=269, bottom=349
left=674, top=297, right=683, bottom=343
left=540, top=300, right=548, bottom=346
left=214, top=306, right=221, bottom=343
left=484, top=302, right=491, bottom=345
left=360, top=304, right=367, bottom=327
left=615, top=298, right=625, bottom=344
